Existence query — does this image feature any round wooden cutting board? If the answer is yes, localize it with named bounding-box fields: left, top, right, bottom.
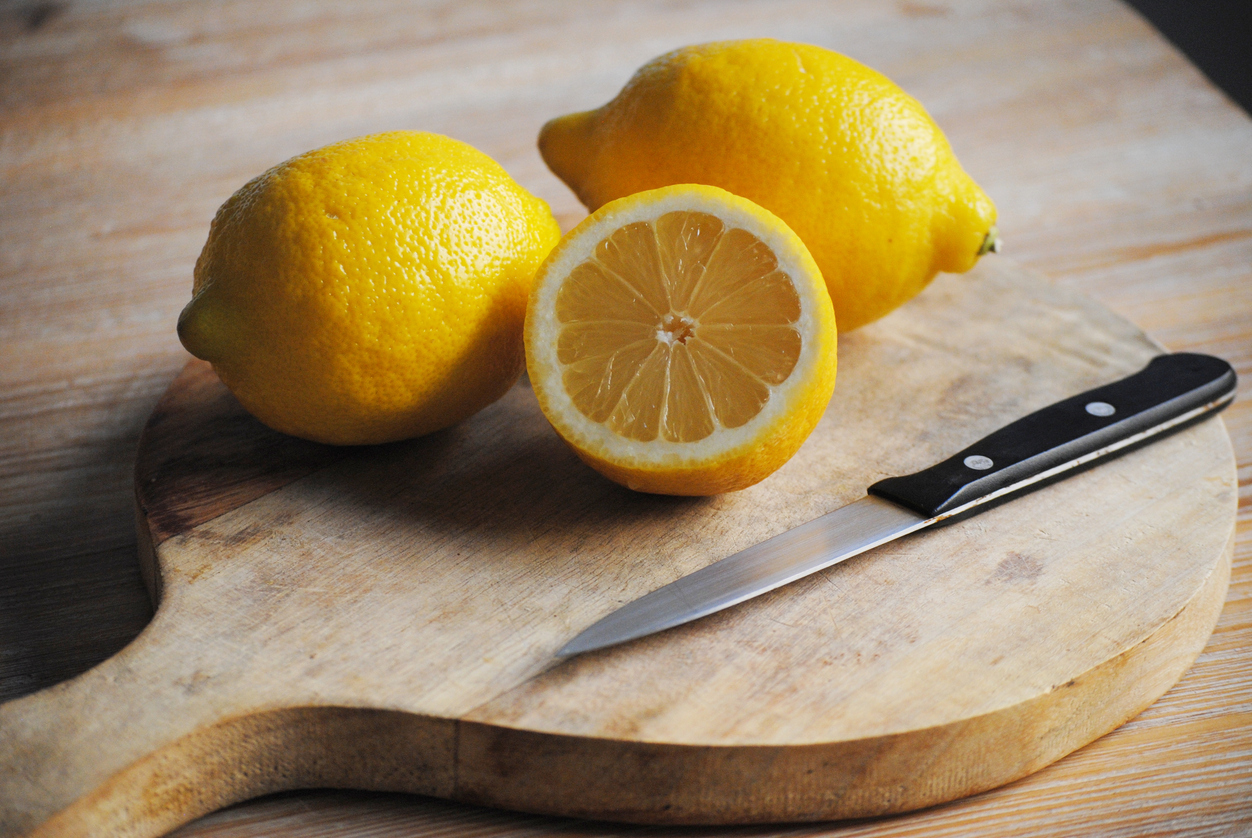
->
left=0, top=259, right=1236, bottom=837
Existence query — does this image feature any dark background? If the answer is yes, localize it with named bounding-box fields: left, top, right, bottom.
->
left=1126, top=1, right=1251, bottom=114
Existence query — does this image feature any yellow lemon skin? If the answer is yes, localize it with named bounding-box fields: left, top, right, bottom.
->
left=178, top=131, right=560, bottom=446
left=524, top=184, right=837, bottom=496
left=539, top=39, right=997, bottom=331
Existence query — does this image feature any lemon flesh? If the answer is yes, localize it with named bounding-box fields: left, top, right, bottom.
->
left=526, top=184, right=837, bottom=496
left=558, top=213, right=802, bottom=442
left=178, top=131, right=561, bottom=446
left=539, top=39, right=998, bottom=332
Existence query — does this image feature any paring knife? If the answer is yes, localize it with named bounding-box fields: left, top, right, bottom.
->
left=559, top=352, right=1237, bottom=658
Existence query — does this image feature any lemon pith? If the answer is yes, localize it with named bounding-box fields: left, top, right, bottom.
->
left=178, top=131, right=561, bottom=445
left=538, top=39, right=998, bottom=332
left=525, top=184, right=838, bottom=496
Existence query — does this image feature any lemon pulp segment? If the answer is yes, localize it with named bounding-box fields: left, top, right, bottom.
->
left=554, top=211, right=803, bottom=444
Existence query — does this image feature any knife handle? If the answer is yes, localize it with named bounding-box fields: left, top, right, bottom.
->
left=868, top=352, right=1237, bottom=519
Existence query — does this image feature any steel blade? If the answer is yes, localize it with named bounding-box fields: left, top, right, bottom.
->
left=558, top=496, right=929, bottom=657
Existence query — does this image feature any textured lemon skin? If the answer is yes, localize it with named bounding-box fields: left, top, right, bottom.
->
left=539, top=39, right=997, bottom=331
left=178, top=132, right=561, bottom=445
left=524, top=184, right=838, bottom=496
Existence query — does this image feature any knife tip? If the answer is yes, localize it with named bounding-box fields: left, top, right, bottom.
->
left=554, top=638, right=592, bottom=659
left=556, top=630, right=620, bottom=659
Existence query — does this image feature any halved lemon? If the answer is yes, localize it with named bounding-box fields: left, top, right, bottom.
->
left=524, top=184, right=838, bottom=495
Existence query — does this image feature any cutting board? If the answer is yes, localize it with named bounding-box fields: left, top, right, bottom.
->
left=0, top=259, right=1236, bottom=837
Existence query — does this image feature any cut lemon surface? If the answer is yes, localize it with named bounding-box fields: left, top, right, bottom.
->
left=524, top=184, right=837, bottom=495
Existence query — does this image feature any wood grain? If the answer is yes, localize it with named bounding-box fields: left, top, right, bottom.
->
left=0, top=261, right=1237, bottom=834
left=1, top=0, right=1250, bottom=836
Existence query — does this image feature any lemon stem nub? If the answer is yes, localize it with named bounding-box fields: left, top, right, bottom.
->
left=978, top=226, right=1001, bottom=256
left=177, top=292, right=227, bottom=363
left=177, top=296, right=210, bottom=361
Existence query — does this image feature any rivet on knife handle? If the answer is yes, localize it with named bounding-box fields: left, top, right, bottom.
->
left=868, top=353, right=1237, bottom=519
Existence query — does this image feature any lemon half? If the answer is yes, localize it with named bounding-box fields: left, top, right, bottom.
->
left=525, top=184, right=837, bottom=496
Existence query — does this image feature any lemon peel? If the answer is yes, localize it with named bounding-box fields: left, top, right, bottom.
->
left=539, top=39, right=998, bottom=331
left=179, top=131, right=561, bottom=445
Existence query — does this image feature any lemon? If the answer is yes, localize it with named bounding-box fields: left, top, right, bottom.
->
left=525, top=184, right=837, bottom=496
left=178, top=131, right=561, bottom=445
left=538, top=39, right=998, bottom=331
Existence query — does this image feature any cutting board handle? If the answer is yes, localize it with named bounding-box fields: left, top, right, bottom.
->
left=0, top=599, right=449, bottom=838
left=0, top=611, right=214, bottom=836
left=0, top=604, right=311, bottom=838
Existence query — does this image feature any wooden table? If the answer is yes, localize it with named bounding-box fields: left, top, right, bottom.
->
left=1, top=1, right=1248, bottom=835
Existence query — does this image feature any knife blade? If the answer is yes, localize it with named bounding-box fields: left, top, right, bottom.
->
left=558, top=352, right=1237, bottom=658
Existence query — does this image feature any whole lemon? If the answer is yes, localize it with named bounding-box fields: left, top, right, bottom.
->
left=539, top=39, right=998, bottom=331
left=178, top=131, right=561, bottom=445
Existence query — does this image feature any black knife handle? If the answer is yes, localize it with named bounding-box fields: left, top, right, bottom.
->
left=868, top=353, right=1237, bottom=519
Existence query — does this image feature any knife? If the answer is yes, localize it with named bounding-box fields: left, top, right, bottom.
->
left=559, top=352, right=1237, bottom=658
